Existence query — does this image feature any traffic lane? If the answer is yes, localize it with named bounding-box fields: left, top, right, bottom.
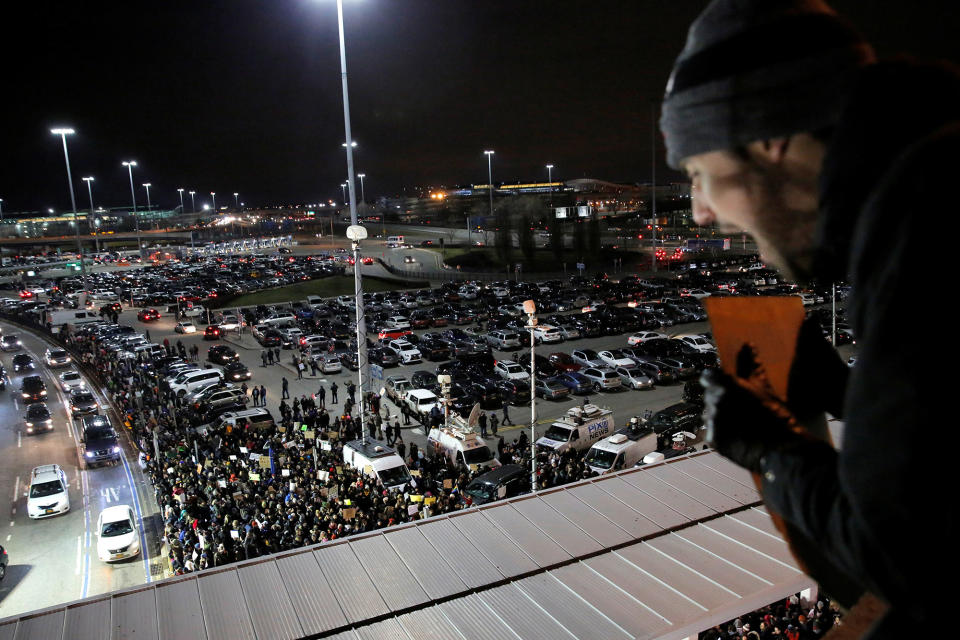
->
left=0, top=327, right=87, bottom=615
left=0, top=323, right=154, bottom=615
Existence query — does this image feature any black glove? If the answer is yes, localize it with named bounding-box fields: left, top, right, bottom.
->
left=701, top=363, right=803, bottom=474
left=786, top=317, right=849, bottom=421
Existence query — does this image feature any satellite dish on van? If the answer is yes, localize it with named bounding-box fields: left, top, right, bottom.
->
left=345, top=225, right=367, bottom=241
left=466, top=403, right=482, bottom=428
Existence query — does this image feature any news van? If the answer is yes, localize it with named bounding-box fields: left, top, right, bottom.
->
left=342, top=439, right=412, bottom=491
left=428, top=419, right=499, bottom=470
left=583, top=421, right=658, bottom=474
left=535, top=404, right=614, bottom=454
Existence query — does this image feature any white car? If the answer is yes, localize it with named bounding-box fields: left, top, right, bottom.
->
left=320, top=355, right=342, bottom=374
left=676, top=334, right=716, bottom=353
left=387, top=339, right=422, bottom=364
left=384, top=316, right=411, bottom=330
left=27, top=464, right=70, bottom=519
left=174, top=321, right=197, bottom=334
left=597, top=349, right=637, bottom=369
left=627, top=331, right=667, bottom=346
left=494, top=359, right=529, bottom=381
left=799, top=293, right=817, bottom=306
left=96, top=505, right=141, bottom=562
left=59, top=370, right=87, bottom=392
left=218, top=314, right=242, bottom=330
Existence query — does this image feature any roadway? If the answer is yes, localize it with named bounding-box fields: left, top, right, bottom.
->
left=0, top=322, right=160, bottom=618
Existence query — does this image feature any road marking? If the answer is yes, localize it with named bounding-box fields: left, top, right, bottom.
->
left=17, top=431, right=21, bottom=448
left=12, top=476, right=19, bottom=502
left=101, top=487, right=120, bottom=503
left=12, top=398, right=18, bottom=410
left=81, top=470, right=91, bottom=599
left=8, top=521, right=12, bottom=527
left=76, top=536, right=82, bottom=575
left=4, top=535, right=9, bottom=542
left=120, top=451, right=152, bottom=585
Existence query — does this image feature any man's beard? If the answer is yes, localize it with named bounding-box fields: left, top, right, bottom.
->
left=747, top=166, right=819, bottom=284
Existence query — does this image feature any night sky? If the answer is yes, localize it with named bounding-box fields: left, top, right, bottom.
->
left=3, top=0, right=957, bottom=213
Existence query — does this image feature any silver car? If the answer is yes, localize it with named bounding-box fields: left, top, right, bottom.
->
left=579, top=367, right=622, bottom=392
left=615, top=366, right=655, bottom=390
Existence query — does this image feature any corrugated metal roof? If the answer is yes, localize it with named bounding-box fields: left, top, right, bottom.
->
left=383, top=525, right=468, bottom=600
left=274, top=552, right=348, bottom=635
left=13, top=611, right=63, bottom=640
left=197, top=569, right=255, bottom=640
left=238, top=561, right=303, bottom=640
left=0, top=451, right=815, bottom=640
left=64, top=598, right=111, bottom=640
left=515, top=572, right=633, bottom=640
left=155, top=579, right=206, bottom=640
left=395, top=607, right=467, bottom=640
left=415, top=519, right=502, bottom=589
left=313, top=543, right=390, bottom=624
left=111, top=588, right=158, bottom=640
left=346, top=535, right=429, bottom=611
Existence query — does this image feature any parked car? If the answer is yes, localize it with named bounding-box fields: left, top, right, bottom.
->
left=534, top=378, right=571, bottom=400
left=174, top=321, right=197, bottom=334
left=579, top=367, right=623, bottom=392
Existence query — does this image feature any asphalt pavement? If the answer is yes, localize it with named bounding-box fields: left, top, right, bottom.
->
left=0, top=322, right=160, bottom=618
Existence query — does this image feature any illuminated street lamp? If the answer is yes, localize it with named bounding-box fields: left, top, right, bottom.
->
left=233, top=192, right=239, bottom=209
left=357, top=173, right=366, bottom=204
left=483, top=150, right=495, bottom=245
left=122, top=161, right=141, bottom=252
left=52, top=127, right=87, bottom=287
left=189, top=190, right=196, bottom=213
left=142, top=183, right=152, bottom=210
left=177, top=188, right=185, bottom=213
left=546, top=164, right=555, bottom=210
left=83, top=177, right=97, bottom=252
left=211, top=192, right=217, bottom=211
left=340, top=182, right=347, bottom=203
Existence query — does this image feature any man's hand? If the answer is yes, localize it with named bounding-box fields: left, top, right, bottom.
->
left=702, top=366, right=802, bottom=473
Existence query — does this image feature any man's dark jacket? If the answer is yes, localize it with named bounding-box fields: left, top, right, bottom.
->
left=761, top=60, right=960, bottom=636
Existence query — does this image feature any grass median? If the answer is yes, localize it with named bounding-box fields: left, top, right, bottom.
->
left=216, top=276, right=411, bottom=308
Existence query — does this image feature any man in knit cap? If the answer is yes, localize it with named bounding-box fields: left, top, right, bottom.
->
left=662, top=1, right=957, bottom=635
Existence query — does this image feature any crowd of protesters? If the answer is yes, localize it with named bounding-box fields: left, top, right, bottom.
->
left=700, top=594, right=843, bottom=640
left=54, top=323, right=600, bottom=575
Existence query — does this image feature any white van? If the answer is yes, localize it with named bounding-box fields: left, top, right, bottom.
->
left=486, top=330, right=521, bottom=350
left=386, top=235, right=404, bottom=244
left=403, top=389, right=440, bottom=418
left=536, top=404, right=615, bottom=454
left=428, top=424, right=499, bottom=470
left=583, top=423, right=658, bottom=474
left=532, top=325, right=563, bottom=344
left=342, top=439, right=412, bottom=491
left=168, top=369, right=224, bottom=397
left=46, top=309, right=100, bottom=333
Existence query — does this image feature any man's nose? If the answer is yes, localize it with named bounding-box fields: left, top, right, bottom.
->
left=691, top=189, right=716, bottom=226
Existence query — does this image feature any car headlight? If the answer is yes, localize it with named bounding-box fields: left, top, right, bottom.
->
left=112, top=446, right=121, bottom=453
left=85, top=451, right=94, bottom=458
left=22, top=393, right=29, bottom=398
left=40, top=390, right=46, bottom=396
left=25, top=421, right=33, bottom=427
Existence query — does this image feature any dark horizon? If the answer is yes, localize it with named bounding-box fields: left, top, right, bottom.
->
left=2, top=0, right=956, bottom=213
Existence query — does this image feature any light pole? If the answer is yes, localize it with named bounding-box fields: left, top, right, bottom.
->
left=123, top=161, right=141, bottom=254
left=546, top=163, right=554, bottom=210
left=177, top=188, right=185, bottom=213
left=142, top=183, right=152, bottom=210
left=523, top=299, right=538, bottom=494
left=211, top=192, right=217, bottom=212
left=0, top=198, right=4, bottom=222
left=335, top=0, right=370, bottom=430
left=340, top=183, right=347, bottom=204
left=357, top=173, right=366, bottom=205
left=233, top=192, right=239, bottom=210
left=83, top=177, right=97, bottom=253
left=189, top=190, right=196, bottom=213
left=483, top=150, right=495, bottom=246
left=52, top=128, right=87, bottom=289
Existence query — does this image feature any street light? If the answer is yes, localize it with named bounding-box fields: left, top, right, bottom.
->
left=122, top=161, right=141, bottom=253
left=142, top=183, right=152, bottom=210
left=357, top=173, right=366, bottom=204
left=211, top=192, right=217, bottom=211
left=233, top=192, right=239, bottom=209
left=189, top=190, right=196, bottom=213
left=340, top=182, right=347, bottom=203
left=83, top=177, right=97, bottom=253
left=483, top=150, right=495, bottom=246
left=52, top=127, right=87, bottom=289
left=333, top=0, right=369, bottom=433
left=523, top=299, right=538, bottom=494
left=177, top=188, right=185, bottom=213
left=546, top=164, right=554, bottom=211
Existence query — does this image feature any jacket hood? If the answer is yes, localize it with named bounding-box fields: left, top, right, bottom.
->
left=815, top=59, right=960, bottom=282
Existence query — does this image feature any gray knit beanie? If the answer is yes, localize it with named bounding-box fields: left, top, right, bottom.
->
left=660, top=0, right=875, bottom=168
